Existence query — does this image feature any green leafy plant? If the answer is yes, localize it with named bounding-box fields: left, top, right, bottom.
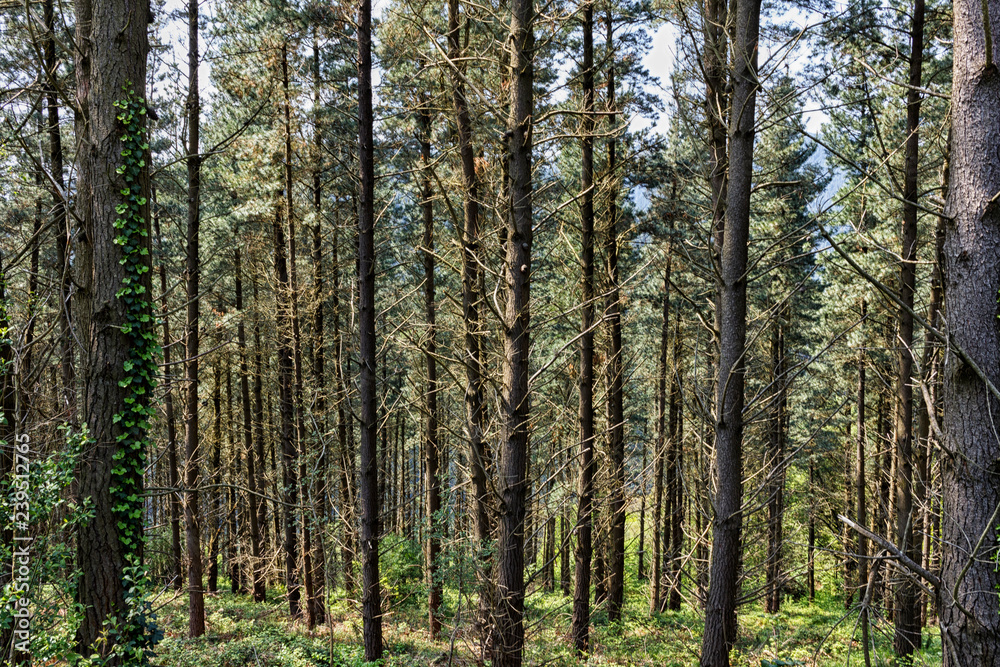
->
left=103, top=83, right=162, bottom=665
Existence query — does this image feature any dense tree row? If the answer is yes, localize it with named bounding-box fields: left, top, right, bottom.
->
left=0, top=0, right=998, bottom=663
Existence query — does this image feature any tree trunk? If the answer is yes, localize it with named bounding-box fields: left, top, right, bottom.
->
left=572, top=0, right=596, bottom=649
left=856, top=299, right=871, bottom=666
left=604, top=11, right=626, bottom=623
left=208, top=365, right=222, bottom=593
left=419, top=99, right=443, bottom=638
left=765, top=316, right=786, bottom=614
left=668, top=316, right=683, bottom=611
left=893, top=0, right=925, bottom=654
left=183, top=0, right=206, bottom=634
left=700, top=0, right=761, bottom=660
left=357, top=0, right=384, bottom=655
left=273, top=198, right=301, bottom=619
left=237, top=248, right=266, bottom=601
left=939, top=0, right=1000, bottom=659
left=154, top=199, right=183, bottom=592
left=309, top=33, right=327, bottom=621
left=43, top=0, right=75, bottom=421
left=71, top=0, right=152, bottom=651
left=491, top=0, right=534, bottom=659
left=447, top=0, right=493, bottom=647
left=651, top=250, right=671, bottom=615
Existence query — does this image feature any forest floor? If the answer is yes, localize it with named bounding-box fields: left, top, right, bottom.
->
left=151, top=579, right=944, bottom=667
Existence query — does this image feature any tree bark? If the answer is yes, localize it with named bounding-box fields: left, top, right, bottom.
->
left=236, top=248, right=266, bottom=601
left=419, top=99, right=443, bottom=638
left=273, top=199, right=301, bottom=619
left=603, top=10, right=626, bottom=623
left=71, top=0, right=151, bottom=651
left=893, top=0, right=925, bottom=653
left=572, top=0, right=596, bottom=650
left=357, top=0, right=384, bottom=655
left=154, top=198, right=183, bottom=592
left=939, top=0, right=1000, bottom=659
left=700, top=0, right=761, bottom=660
left=183, top=0, right=206, bottom=634
left=491, top=0, right=534, bottom=659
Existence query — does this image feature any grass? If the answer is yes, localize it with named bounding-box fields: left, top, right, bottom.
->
left=149, top=579, right=943, bottom=667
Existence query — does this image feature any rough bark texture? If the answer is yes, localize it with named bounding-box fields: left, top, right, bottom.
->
left=939, top=0, right=1000, bottom=660
left=893, top=0, right=925, bottom=653
left=604, top=11, right=626, bottom=623
left=572, top=1, right=596, bottom=649
left=357, top=0, right=384, bottom=656
left=491, top=0, right=533, bottom=659
left=72, top=0, right=151, bottom=653
left=700, top=0, right=761, bottom=661
left=445, top=0, right=493, bottom=641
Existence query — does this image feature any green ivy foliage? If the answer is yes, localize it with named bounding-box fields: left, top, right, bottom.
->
left=105, top=83, right=162, bottom=665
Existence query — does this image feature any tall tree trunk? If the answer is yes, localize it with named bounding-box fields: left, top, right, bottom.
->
left=208, top=364, right=222, bottom=593
left=447, top=0, right=493, bottom=647
left=700, top=0, right=761, bottom=661
left=252, top=279, right=270, bottom=585
left=237, top=248, right=266, bottom=601
left=603, top=11, right=626, bottom=623
left=939, top=0, right=1000, bottom=659
left=638, top=436, right=647, bottom=582
left=893, top=0, right=925, bottom=655
left=357, top=0, right=384, bottom=655
left=278, top=43, right=315, bottom=627
left=43, top=0, right=75, bottom=421
left=808, top=459, right=815, bottom=602
left=332, top=217, right=355, bottom=594
left=572, top=0, right=596, bottom=649
left=154, top=198, right=183, bottom=592
left=651, top=248, right=671, bottom=615
left=183, top=0, right=206, bottom=634
left=765, top=316, right=786, bottom=614
left=273, top=199, right=301, bottom=619
left=856, top=300, right=871, bottom=666
left=71, top=0, right=151, bottom=652
left=309, top=33, right=327, bottom=622
left=419, top=100, right=443, bottom=638
left=492, top=0, right=534, bottom=659
left=668, top=315, right=684, bottom=611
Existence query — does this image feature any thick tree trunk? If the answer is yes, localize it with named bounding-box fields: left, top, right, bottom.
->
left=71, top=0, right=151, bottom=652
left=603, top=11, right=626, bottom=623
left=700, top=0, right=761, bottom=661
left=893, top=0, right=925, bottom=654
left=491, top=0, right=534, bottom=659
left=939, top=0, right=1000, bottom=660
left=357, top=0, right=384, bottom=655
left=572, top=0, right=596, bottom=650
